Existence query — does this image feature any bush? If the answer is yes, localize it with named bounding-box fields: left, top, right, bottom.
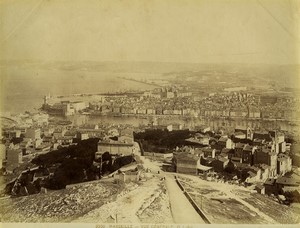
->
left=111, top=155, right=135, bottom=172
left=32, top=138, right=100, bottom=166
left=32, top=138, right=100, bottom=189
left=134, top=129, right=193, bottom=152
left=284, top=190, right=300, bottom=203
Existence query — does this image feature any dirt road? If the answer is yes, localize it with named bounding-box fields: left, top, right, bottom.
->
left=165, top=174, right=205, bottom=224
left=73, top=177, right=173, bottom=223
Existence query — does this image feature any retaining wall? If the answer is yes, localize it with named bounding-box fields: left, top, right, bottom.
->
left=175, top=176, right=211, bottom=224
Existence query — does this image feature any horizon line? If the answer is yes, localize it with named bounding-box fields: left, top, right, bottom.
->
left=0, top=59, right=300, bottom=66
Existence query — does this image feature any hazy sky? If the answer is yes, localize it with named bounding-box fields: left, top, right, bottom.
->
left=0, top=0, right=299, bottom=64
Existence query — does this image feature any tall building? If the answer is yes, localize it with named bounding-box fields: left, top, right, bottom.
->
left=25, top=128, right=41, bottom=140
left=6, top=149, right=22, bottom=172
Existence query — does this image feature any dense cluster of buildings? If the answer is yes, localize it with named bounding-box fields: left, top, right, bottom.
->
left=0, top=112, right=139, bottom=174
left=1, top=85, right=299, bottom=203
left=41, top=87, right=300, bottom=124
left=87, top=89, right=300, bottom=126
left=161, top=127, right=299, bottom=197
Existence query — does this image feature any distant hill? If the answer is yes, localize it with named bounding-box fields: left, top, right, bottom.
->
left=1, top=60, right=299, bottom=87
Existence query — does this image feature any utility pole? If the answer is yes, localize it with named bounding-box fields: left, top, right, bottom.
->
left=99, top=155, right=102, bottom=177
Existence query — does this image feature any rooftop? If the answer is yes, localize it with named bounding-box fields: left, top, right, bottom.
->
left=276, top=176, right=300, bottom=186
left=244, top=145, right=255, bottom=151
left=218, top=137, right=229, bottom=142
left=264, top=178, right=275, bottom=185
left=217, top=157, right=229, bottom=163
left=235, top=143, right=246, bottom=149
left=221, top=148, right=233, bottom=153
left=175, top=152, right=199, bottom=161
left=234, top=131, right=246, bottom=136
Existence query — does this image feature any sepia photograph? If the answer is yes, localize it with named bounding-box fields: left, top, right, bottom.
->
left=0, top=0, right=300, bottom=227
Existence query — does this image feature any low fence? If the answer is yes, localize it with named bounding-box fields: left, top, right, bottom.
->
left=65, top=178, right=104, bottom=189
left=175, top=176, right=211, bottom=224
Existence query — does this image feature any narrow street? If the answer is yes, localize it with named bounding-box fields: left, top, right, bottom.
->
left=165, top=174, right=205, bottom=224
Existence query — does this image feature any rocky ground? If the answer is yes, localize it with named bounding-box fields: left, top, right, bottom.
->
left=3, top=155, right=298, bottom=225
left=235, top=190, right=300, bottom=224
left=0, top=180, right=120, bottom=222
left=73, top=175, right=173, bottom=223
left=177, top=174, right=300, bottom=224
left=0, top=167, right=173, bottom=223
left=137, top=181, right=173, bottom=224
